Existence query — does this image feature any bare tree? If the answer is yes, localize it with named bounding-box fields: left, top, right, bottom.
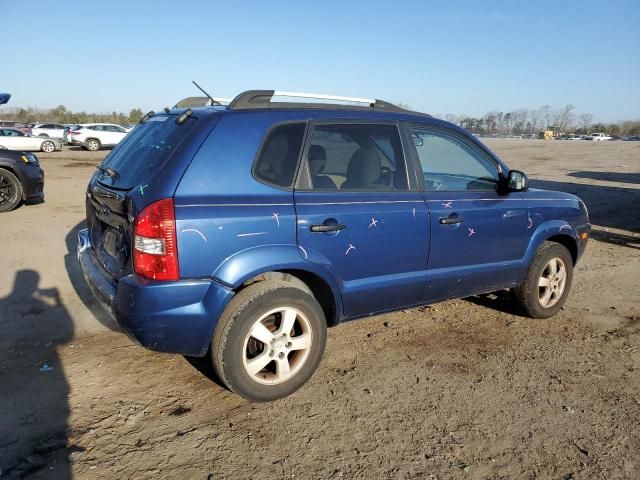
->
left=528, top=109, right=543, bottom=133
left=444, top=113, right=459, bottom=125
left=540, top=104, right=552, bottom=130
left=578, top=113, right=594, bottom=133
left=512, top=109, right=529, bottom=134
left=556, top=104, right=576, bottom=132
left=483, top=112, right=498, bottom=135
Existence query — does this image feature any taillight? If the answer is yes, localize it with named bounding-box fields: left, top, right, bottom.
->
left=133, top=198, right=179, bottom=281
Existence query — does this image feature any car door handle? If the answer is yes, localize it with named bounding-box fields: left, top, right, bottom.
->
left=439, top=216, right=464, bottom=225
left=310, top=223, right=346, bottom=233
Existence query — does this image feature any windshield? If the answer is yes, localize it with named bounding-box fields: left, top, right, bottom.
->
left=98, top=114, right=197, bottom=189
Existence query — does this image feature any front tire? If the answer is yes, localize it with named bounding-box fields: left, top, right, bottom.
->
left=514, top=241, right=573, bottom=319
left=41, top=140, right=56, bottom=153
left=212, top=280, right=327, bottom=402
left=86, top=138, right=101, bottom=151
left=0, top=169, right=23, bottom=213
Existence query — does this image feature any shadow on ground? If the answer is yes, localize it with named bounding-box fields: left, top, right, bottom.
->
left=567, top=171, right=640, bottom=185
left=63, top=221, right=121, bottom=332
left=465, top=290, right=527, bottom=317
left=531, top=177, right=640, bottom=235
left=183, top=352, right=228, bottom=391
left=0, top=271, right=73, bottom=479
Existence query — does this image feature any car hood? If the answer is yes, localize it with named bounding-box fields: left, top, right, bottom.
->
left=526, top=187, right=582, bottom=203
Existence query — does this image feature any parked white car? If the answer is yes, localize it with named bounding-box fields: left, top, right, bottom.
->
left=31, top=123, right=67, bottom=139
left=0, top=128, right=62, bottom=152
left=70, top=123, right=130, bottom=151
left=586, top=132, right=612, bottom=141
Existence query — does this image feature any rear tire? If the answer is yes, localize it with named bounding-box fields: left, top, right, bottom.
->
left=514, top=241, right=573, bottom=319
left=86, top=138, right=101, bottom=151
left=212, top=280, right=327, bottom=402
left=0, top=168, right=23, bottom=213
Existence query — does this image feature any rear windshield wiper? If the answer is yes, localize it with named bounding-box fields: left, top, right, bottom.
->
left=96, top=165, right=119, bottom=179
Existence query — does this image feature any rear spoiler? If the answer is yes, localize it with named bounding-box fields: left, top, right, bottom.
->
left=0, top=93, right=10, bottom=105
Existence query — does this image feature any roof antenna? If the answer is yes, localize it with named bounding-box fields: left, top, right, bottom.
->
left=192, top=80, right=220, bottom=106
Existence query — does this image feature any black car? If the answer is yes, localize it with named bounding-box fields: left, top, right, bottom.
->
left=0, top=149, right=44, bottom=212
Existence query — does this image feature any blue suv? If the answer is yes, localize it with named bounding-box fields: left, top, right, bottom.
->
left=78, top=90, right=590, bottom=401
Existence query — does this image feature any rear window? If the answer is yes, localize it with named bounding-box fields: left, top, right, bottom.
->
left=98, top=114, right=197, bottom=189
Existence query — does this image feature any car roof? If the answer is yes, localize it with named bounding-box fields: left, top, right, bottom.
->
left=173, top=104, right=459, bottom=133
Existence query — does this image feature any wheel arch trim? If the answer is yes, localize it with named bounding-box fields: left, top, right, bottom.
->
left=212, top=244, right=344, bottom=323
left=523, top=220, right=579, bottom=268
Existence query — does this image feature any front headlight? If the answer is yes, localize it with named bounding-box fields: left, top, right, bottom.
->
left=21, top=153, right=40, bottom=166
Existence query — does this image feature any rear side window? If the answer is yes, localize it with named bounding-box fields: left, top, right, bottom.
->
left=303, top=123, right=408, bottom=191
left=254, top=123, right=306, bottom=188
left=99, top=115, right=197, bottom=189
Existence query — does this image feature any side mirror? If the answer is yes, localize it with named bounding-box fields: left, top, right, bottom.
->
left=507, top=170, right=528, bottom=191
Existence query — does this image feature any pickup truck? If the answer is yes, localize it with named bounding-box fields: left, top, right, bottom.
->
left=587, top=132, right=612, bottom=141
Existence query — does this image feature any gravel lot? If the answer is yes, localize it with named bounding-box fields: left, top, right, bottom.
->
left=1, top=140, right=639, bottom=479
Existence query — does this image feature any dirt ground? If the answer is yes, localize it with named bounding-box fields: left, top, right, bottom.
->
left=1, top=139, right=639, bottom=479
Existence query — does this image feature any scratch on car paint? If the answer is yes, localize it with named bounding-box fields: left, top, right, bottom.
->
left=237, top=232, right=268, bottom=237
left=412, top=207, right=416, bottom=219
left=138, top=184, right=148, bottom=195
left=468, top=227, right=476, bottom=237
left=298, top=245, right=308, bottom=259
left=442, top=201, right=453, bottom=209
left=368, top=217, right=379, bottom=229
left=182, top=228, right=207, bottom=242
left=527, top=216, right=533, bottom=229
left=559, top=224, right=572, bottom=232
left=272, top=212, right=280, bottom=228
left=345, top=243, right=356, bottom=255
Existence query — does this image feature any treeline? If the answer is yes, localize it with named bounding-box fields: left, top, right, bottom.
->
left=0, top=105, right=145, bottom=125
left=440, top=104, right=640, bottom=136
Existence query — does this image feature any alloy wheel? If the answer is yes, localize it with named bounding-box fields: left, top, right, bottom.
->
left=0, top=172, right=16, bottom=207
left=242, top=306, right=313, bottom=385
left=538, top=257, right=567, bottom=308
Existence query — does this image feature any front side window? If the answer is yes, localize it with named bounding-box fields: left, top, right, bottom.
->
left=254, top=123, right=306, bottom=188
left=410, top=127, right=499, bottom=191
left=304, top=123, right=408, bottom=191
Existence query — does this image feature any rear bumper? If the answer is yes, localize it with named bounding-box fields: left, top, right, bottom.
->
left=77, top=229, right=234, bottom=356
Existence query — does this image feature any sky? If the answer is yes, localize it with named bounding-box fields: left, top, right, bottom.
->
left=1, top=0, right=639, bottom=122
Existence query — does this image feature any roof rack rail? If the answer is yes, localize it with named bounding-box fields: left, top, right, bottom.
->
left=173, top=96, right=232, bottom=109
left=227, top=90, right=429, bottom=116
